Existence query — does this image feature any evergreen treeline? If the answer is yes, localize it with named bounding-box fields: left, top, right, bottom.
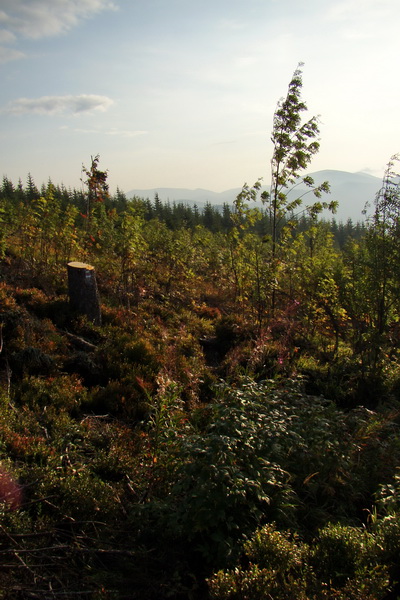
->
left=1, top=174, right=367, bottom=246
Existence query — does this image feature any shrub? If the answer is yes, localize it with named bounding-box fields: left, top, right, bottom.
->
left=244, top=523, right=303, bottom=572
left=310, top=523, right=375, bottom=588
left=209, top=524, right=308, bottom=600
left=209, top=564, right=307, bottom=600
left=209, top=522, right=390, bottom=600
left=88, top=378, right=152, bottom=420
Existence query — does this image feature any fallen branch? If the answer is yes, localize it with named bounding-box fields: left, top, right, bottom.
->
left=62, top=331, right=97, bottom=352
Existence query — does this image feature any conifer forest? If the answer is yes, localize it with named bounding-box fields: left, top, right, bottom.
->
left=2, top=66, right=400, bottom=599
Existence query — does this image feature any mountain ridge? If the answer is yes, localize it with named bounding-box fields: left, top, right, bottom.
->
left=127, top=170, right=383, bottom=222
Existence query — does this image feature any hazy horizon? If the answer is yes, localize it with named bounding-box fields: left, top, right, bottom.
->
left=126, top=169, right=383, bottom=222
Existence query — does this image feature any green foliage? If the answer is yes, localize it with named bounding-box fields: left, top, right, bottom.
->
left=81, top=154, right=109, bottom=225
left=134, top=377, right=400, bottom=580
left=209, top=564, right=307, bottom=600
left=310, top=523, right=378, bottom=589
left=263, top=64, right=335, bottom=260
left=228, top=64, right=336, bottom=324
left=15, top=374, right=87, bottom=412
left=209, top=524, right=308, bottom=600
left=244, top=523, right=304, bottom=574
left=209, top=521, right=390, bottom=600
left=336, top=156, right=400, bottom=391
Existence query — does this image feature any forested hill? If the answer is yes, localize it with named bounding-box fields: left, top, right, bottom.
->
left=127, top=169, right=382, bottom=222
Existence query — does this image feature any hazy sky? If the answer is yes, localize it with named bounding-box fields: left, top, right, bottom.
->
left=1, top=0, right=399, bottom=194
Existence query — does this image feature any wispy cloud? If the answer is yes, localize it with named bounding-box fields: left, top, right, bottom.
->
left=67, top=126, right=148, bottom=138
left=325, top=0, right=392, bottom=20
left=217, top=18, right=246, bottom=32
left=106, top=128, right=148, bottom=138
left=0, top=28, right=16, bottom=44
left=4, top=94, right=114, bottom=115
left=0, top=0, right=117, bottom=62
left=0, top=45, right=24, bottom=63
left=322, top=0, right=397, bottom=44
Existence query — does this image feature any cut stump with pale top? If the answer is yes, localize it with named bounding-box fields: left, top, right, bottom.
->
left=67, top=261, right=101, bottom=325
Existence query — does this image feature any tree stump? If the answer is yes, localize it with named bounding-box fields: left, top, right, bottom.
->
left=67, top=262, right=101, bottom=325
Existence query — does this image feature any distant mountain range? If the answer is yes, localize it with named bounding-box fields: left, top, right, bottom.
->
left=127, top=170, right=383, bottom=222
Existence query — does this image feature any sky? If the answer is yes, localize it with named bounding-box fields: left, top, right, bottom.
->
left=1, top=0, right=400, bottom=195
